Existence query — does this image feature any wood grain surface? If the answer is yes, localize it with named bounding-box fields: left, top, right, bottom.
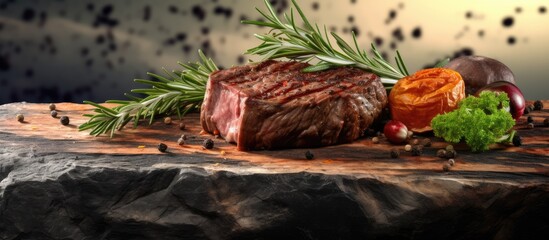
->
left=1, top=101, right=547, bottom=179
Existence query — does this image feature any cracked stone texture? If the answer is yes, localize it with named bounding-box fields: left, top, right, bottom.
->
left=0, top=102, right=548, bottom=240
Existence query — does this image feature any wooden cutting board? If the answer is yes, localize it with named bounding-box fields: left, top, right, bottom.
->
left=0, top=101, right=547, bottom=178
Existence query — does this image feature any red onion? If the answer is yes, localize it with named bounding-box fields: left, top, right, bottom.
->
left=476, top=81, right=525, bottom=120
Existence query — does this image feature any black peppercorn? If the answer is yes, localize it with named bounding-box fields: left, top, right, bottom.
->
left=158, top=143, right=168, bottom=152
left=527, top=104, right=535, bottom=112
left=442, top=163, right=451, bottom=172
left=16, top=114, right=24, bottom=122
left=50, top=110, right=58, bottom=118
left=512, top=135, right=522, bottom=146
left=411, top=145, right=422, bottom=156
left=390, top=148, right=400, bottom=158
left=533, top=100, right=543, bottom=111
left=203, top=139, right=214, bottom=149
left=527, top=116, right=534, bottom=123
left=177, top=138, right=185, bottom=146
left=527, top=123, right=534, bottom=129
left=421, top=138, right=432, bottom=147
left=523, top=106, right=531, bottom=115
left=179, top=122, right=186, bottom=130
left=305, top=150, right=314, bottom=160
left=436, top=149, right=447, bottom=158
left=60, top=116, right=70, bottom=125
left=445, top=149, right=457, bottom=159
left=49, top=103, right=56, bottom=111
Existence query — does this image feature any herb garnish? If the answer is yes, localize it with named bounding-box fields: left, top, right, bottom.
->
left=431, top=91, right=516, bottom=152
left=243, top=0, right=411, bottom=83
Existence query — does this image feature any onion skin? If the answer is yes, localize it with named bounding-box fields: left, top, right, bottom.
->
left=384, top=120, right=409, bottom=144
left=476, top=81, right=525, bottom=121
left=446, top=56, right=516, bottom=96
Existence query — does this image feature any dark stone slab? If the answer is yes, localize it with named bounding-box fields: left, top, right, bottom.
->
left=0, top=102, right=548, bottom=239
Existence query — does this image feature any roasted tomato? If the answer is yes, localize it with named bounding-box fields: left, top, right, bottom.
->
left=389, top=68, right=465, bottom=132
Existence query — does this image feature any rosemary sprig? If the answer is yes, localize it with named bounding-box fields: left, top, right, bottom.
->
left=78, top=50, right=217, bottom=137
left=242, top=0, right=410, bottom=83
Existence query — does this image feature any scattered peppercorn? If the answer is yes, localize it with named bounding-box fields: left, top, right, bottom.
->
left=448, top=159, right=455, bottom=166
left=411, top=145, right=423, bottom=156
left=179, top=122, right=186, bottom=130
left=544, top=118, right=549, bottom=127
left=533, top=100, right=543, bottom=111
left=404, top=144, right=412, bottom=152
left=442, top=163, right=451, bottom=172
left=527, top=116, right=534, bottom=123
left=50, top=110, right=58, bottom=118
left=390, top=148, right=400, bottom=158
left=523, top=106, right=531, bottom=115
left=180, top=134, right=188, bottom=140
left=49, top=103, right=56, bottom=111
left=412, top=139, right=419, bottom=145
left=446, top=149, right=457, bottom=159
left=60, top=116, right=70, bottom=125
left=16, top=114, right=24, bottom=122
left=527, top=104, right=535, bottom=113
left=158, top=143, right=168, bottom=152
left=372, top=137, right=380, bottom=144
left=203, top=139, right=214, bottom=149
left=177, top=137, right=185, bottom=146
left=421, top=138, right=432, bottom=147
left=164, top=117, right=172, bottom=125
left=512, top=135, right=522, bottom=146
left=305, top=150, right=314, bottom=160
left=436, top=149, right=447, bottom=158
left=527, top=123, right=534, bottom=129
left=445, top=145, right=454, bottom=152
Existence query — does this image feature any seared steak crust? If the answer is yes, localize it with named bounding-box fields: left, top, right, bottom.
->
left=201, top=60, right=387, bottom=150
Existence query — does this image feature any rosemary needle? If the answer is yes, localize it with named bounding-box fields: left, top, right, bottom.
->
left=242, top=0, right=410, bottom=83
left=78, top=50, right=217, bottom=137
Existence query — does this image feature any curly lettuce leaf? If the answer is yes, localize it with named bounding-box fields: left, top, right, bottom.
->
left=431, top=91, right=515, bottom=152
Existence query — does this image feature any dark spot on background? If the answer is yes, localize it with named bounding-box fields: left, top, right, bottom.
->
left=38, top=11, right=47, bottom=27
left=312, top=2, right=319, bottom=10
left=214, top=6, right=232, bottom=18
left=81, top=47, right=89, bottom=56
left=85, top=59, right=93, bottom=67
left=392, top=27, right=404, bottom=41
left=25, top=68, right=34, bottom=78
left=108, top=43, right=117, bottom=51
left=22, top=8, right=35, bottom=22
left=351, top=26, right=360, bottom=36
left=453, top=47, right=474, bottom=58
left=507, top=36, right=516, bottom=45
left=176, top=32, right=187, bottom=41
left=350, top=0, right=356, bottom=4
left=465, top=11, right=472, bottom=19
left=143, top=5, right=151, bottom=21
left=237, top=56, right=245, bottom=64
left=192, top=5, right=206, bottom=21
left=390, top=42, right=397, bottom=49
left=502, top=16, right=514, bottom=27
left=515, top=7, right=522, bottom=13
left=411, top=27, right=421, bottom=39
left=348, top=15, right=354, bottom=23
left=182, top=44, right=191, bottom=54
left=201, top=27, right=209, bottom=35
left=102, top=5, right=113, bottom=16
left=478, top=30, right=484, bottom=37
left=540, top=6, right=546, bottom=14
left=0, top=55, right=11, bottom=71
left=86, top=3, right=94, bottom=12
left=168, top=5, right=178, bottom=14
left=96, top=35, right=105, bottom=44
left=374, top=37, right=383, bottom=46
left=0, top=22, right=4, bottom=31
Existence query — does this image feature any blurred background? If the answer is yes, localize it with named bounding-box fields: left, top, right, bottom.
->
left=0, top=0, right=548, bottom=104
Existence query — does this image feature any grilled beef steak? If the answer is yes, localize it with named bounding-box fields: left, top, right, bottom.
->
left=200, top=60, right=388, bottom=150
